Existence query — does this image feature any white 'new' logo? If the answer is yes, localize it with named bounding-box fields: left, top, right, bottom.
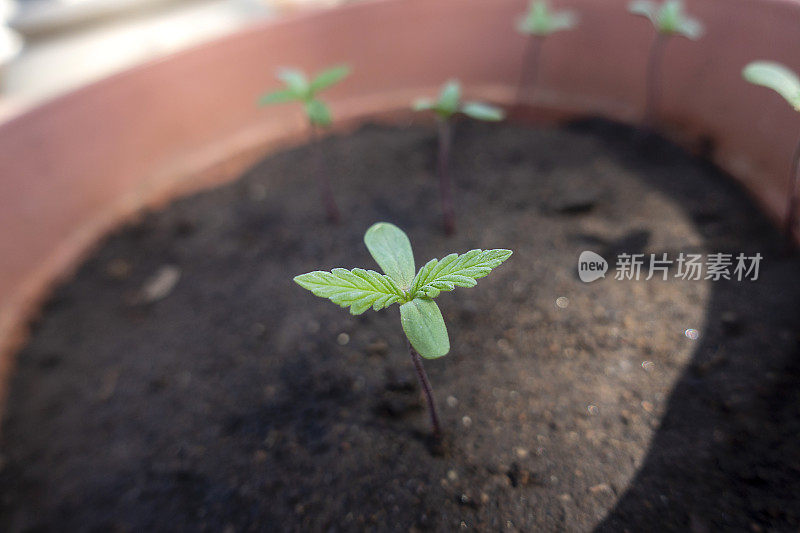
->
left=578, top=251, right=608, bottom=282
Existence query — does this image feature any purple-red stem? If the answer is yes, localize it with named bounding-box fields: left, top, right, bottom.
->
left=409, top=343, right=442, bottom=439
left=784, top=136, right=800, bottom=249
left=516, top=35, right=544, bottom=107
left=310, top=124, right=340, bottom=224
left=643, top=33, right=668, bottom=129
left=437, top=118, right=455, bottom=235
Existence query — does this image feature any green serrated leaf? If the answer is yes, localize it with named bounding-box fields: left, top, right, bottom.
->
left=516, top=17, right=531, bottom=34
left=549, top=11, right=578, bottom=33
left=295, top=223, right=513, bottom=362
left=294, top=268, right=405, bottom=315
left=630, top=0, right=702, bottom=39
left=523, top=0, right=550, bottom=35
left=657, top=0, right=681, bottom=32
left=659, top=0, right=702, bottom=39
left=412, top=98, right=436, bottom=112
left=276, top=68, right=309, bottom=96
left=461, top=102, right=505, bottom=122
left=437, top=80, right=462, bottom=117
left=517, top=0, right=577, bottom=36
left=410, top=249, right=513, bottom=299
left=310, top=64, right=351, bottom=94
left=675, top=17, right=703, bottom=40
left=743, top=61, right=800, bottom=111
left=628, top=0, right=658, bottom=25
left=305, top=99, right=332, bottom=126
left=258, top=88, right=301, bottom=106
left=364, top=222, right=416, bottom=290
left=400, top=299, right=450, bottom=358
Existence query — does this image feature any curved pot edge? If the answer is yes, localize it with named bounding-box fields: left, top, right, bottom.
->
left=0, top=82, right=790, bottom=415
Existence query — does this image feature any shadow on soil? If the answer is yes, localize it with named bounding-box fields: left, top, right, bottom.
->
left=568, top=120, right=800, bottom=532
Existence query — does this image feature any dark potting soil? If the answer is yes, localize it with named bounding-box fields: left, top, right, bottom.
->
left=1, top=119, right=799, bottom=532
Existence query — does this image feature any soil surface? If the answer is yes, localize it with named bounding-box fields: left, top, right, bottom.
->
left=1, top=120, right=799, bottom=532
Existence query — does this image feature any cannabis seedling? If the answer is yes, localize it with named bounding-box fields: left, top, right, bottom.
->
left=515, top=0, right=578, bottom=104
left=413, top=81, right=505, bottom=235
left=258, top=64, right=351, bottom=223
left=294, top=222, right=512, bottom=438
left=628, top=0, right=703, bottom=128
left=743, top=61, right=800, bottom=244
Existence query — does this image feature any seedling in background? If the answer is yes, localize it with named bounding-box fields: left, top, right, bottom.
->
left=258, top=65, right=351, bottom=223
left=413, top=81, right=505, bottom=235
left=294, top=222, right=512, bottom=439
left=743, top=61, right=800, bottom=245
left=628, top=0, right=703, bottom=128
left=515, top=0, right=578, bottom=104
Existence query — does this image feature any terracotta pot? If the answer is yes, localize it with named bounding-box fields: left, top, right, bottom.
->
left=0, top=0, right=798, bottom=407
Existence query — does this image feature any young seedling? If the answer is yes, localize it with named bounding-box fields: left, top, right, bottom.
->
left=294, top=222, right=512, bottom=439
left=628, top=0, right=703, bottom=128
left=515, top=0, right=578, bottom=104
left=258, top=64, right=351, bottom=223
left=743, top=61, right=800, bottom=245
left=413, top=81, right=505, bottom=235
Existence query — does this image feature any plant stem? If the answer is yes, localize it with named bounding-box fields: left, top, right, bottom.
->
left=408, top=343, right=442, bottom=439
left=310, top=124, right=340, bottom=224
left=516, top=35, right=544, bottom=107
left=784, top=135, right=800, bottom=248
left=437, top=118, right=455, bottom=235
left=643, top=33, right=668, bottom=129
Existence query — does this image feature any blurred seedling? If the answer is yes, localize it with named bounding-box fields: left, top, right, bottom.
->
left=515, top=0, right=579, bottom=104
left=259, top=64, right=351, bottom=223
left=294, top=222, right=512, bottom=440
left=413, top=80, right=505, bottom=235
left=743, top=61, right=800, bottom=246
left=628, top=0, right=703, bottom=128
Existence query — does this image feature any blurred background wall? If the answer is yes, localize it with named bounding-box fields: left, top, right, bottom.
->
left=0, top=0, right=359, bottom=121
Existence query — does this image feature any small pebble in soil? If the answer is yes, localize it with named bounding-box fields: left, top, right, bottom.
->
left=641, top=361, right=655, bottom=372
left=589, top=483, right=614, bottom=495
left=684, top=328, right=700, bottom=340
left=446, top=396, right=458, bottom=408
left=556, top=296, right=569, bottom=308
left=139, top=265, right=181, bottom=303
left=496, top=338, right=513, bottom=355
left=587, top=405, right=599, bottom=415
left=506, top=463, right=538, bottom=488
left=105, top=258, right=132, bottom=280
left=456, top=493, right=479, bottom=509
left=337, top=333, right=350, bottom=345
left=462, top=416, right=472, bottom=428
left=365, top=340, right=388, bottom=356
